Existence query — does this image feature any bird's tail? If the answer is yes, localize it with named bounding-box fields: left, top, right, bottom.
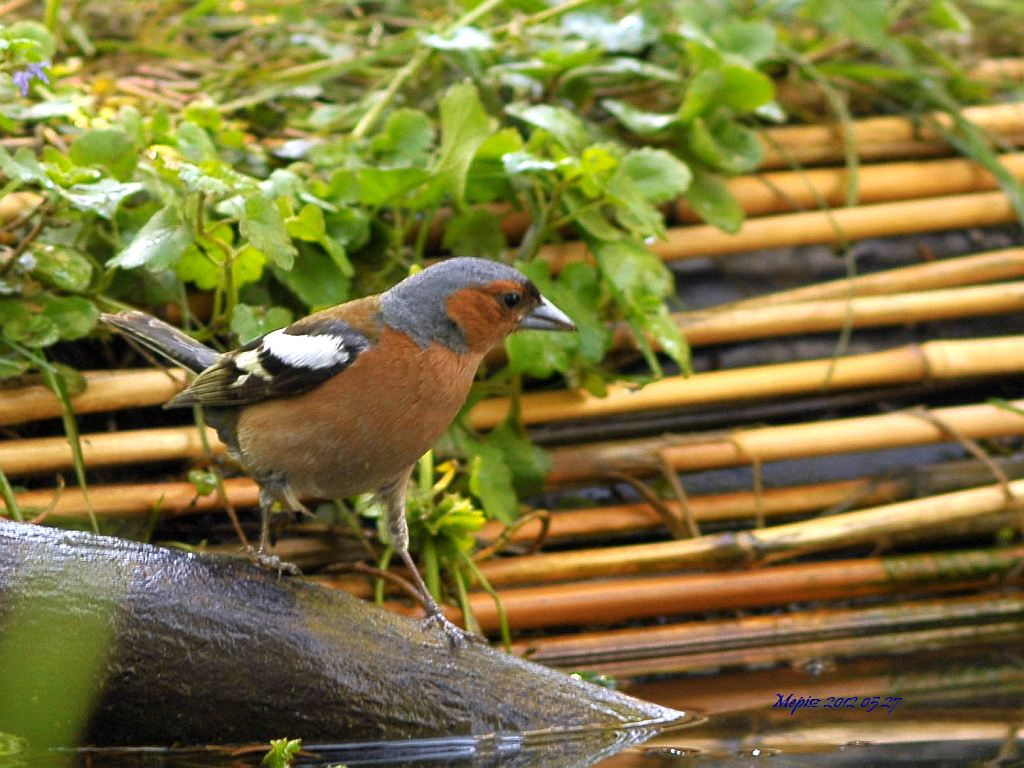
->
left=101, top=311, right=219, bottom=374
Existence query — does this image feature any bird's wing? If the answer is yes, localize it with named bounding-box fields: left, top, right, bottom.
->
left=166, top=317, right=372, bottom=408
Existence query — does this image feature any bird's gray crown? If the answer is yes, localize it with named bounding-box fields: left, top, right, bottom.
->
left=380, top=257, right=530, bottom=352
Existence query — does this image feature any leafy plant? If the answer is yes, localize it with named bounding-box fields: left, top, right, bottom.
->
left=360, top=451, right=512, bottom=644
left=261, top=737, right=302, bottom=768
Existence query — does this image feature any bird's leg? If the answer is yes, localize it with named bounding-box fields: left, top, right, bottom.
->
left=243, top=484, right=301, bottom=576
left=379, top=471, right=483, bottom=647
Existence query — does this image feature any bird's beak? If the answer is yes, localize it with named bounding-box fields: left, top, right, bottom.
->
left=519, top=296, right=576, bottom=331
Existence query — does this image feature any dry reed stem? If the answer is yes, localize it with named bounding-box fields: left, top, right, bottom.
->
left=678, top=282, right=1024, bottom=346
left=5, top=358, right=1024, bottom=477
left=0, top=191, right=44, bottom=225
left=7, top=474, right=908, bottom=540
left=472, top=477, right=1024, bottom=586
left=537, top=190, right=1016, bottom=270
left=7, top=476, right=259, bottom=519
left=676, top=152, right=1024, bottom=222
left=473, top=337, right=1024, bottom=430
left=451, top=547, right=1024, bottom=633
left=14, top=269, right=1024, bottom=429
left=0, top=368, right=188, bottom=426
left=547, top=399, right=1024, bottom=486
left=511, top=591, right=1024, bottom=675
left=757, top=102, right=1024, bottom=169
left=0, top=424, right=223, bottom=476
left=707, top=247, right=1024, bottom=311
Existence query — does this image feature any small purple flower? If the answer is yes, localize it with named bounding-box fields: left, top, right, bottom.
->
left=12, top=61, right=50, bottom=97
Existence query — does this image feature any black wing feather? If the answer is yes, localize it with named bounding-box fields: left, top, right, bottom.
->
left=166, top=319, right=370, bottom=408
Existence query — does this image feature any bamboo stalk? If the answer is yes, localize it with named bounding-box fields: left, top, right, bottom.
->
left=8, top=476, right=259, bottom=519
left=472, top=477, right=1024, bottom=586
left=477, top=476, right=909, bottom=544
left=679, top=282, right=1024, bottom=347
left=757, top=102, right=1024, bottom=169
left=446, top=546, right=1024, bottom=633
left=510, top=591, right=1024, bottom=675
left=547, top=397, right=1024, bottom=485
left=6, top=366, right=1024, bottom=478
left=8, top=273, right=1024, bottom=430
left=676, top=153, right=1024, bottom=222
left=706, top=246, right=1024, bottom=311
left=472, top=337, right=1024, bottom=430
left=6, top=473, right=904, bottom=532
left=537, top=190, right=1017, bottom=270
left=0, top=191, right=44, bottom=224
left=0, top=368, right=188, bottom=427
left=0, top=425, right=222, bottom=477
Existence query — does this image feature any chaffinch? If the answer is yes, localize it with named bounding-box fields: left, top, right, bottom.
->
left=103, top=256, right=575, bottom=643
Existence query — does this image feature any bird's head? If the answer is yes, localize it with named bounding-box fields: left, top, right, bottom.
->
left=380, top=257, right=575, bottom=354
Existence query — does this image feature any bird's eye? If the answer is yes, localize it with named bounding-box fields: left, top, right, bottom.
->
left=501, top=291, right=522, bottom=309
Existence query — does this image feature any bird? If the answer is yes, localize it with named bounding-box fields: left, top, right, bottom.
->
left=102, top=256, right=575, bottom=643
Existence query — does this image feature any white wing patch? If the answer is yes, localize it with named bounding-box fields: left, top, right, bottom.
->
left=262, top=329, right=350, bottom=369
left=234, top=348, right=271, bottom=380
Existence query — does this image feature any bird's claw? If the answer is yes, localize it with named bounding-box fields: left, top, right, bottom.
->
left=243, top=546, right=302, bottom=577
left=420, top=612, right=487, bottom=648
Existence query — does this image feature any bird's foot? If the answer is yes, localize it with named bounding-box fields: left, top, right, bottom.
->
left=243, top=546, right=302, bottom=577
left=420, top=611, right=487, bottom=648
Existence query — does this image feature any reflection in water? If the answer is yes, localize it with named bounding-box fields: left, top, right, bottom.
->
left=604, top=636, right=1024, bottom=767
left=71, top=713, right=696, bottom=768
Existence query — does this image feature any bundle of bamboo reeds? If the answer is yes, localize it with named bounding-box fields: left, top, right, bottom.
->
left=4, top=102, right=1024, bottom=673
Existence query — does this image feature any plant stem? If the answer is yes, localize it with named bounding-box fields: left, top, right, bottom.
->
left=351, top=0, right=507, bottom=140
left=0, top=468, right=23, bottom=522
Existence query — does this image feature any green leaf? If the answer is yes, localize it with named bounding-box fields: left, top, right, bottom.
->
left=0, top=353, right=30, bottom=379
left=927, top=0, right=971, bottom=32
left=273, top=245, right=350, bottom=309
left=231, top=303, right=294, bottom=345
left=3, top=312, right=59, bottom=348
left=109, top=205, right=192, bottom=270
left=434, top=81, right=493, bottom=208
left=441, top=208, right=507, bottom=260
left=176, top=121, right=217, bottom=163
left=261, top=738, right=302, bottom=768
left=31, top=245, right=93, bottom=292
left=712, top=20, right=777, bottom=64
left=562, top=189, right=622, bottom=242
left=685, top=168, right=744, bottom=233
left=679, top=64, right=774, bottom=121
left=678, top=68, right=723, bottom=123
left=0, top=146, right=54, bottom=189
left=486, top=418, right=551, bottom=496
left=68, top=129, right=137, bottom=182
left=371, top=109, right=435, bottom=166
left=240, top=194, right=297, bottom=270
left=619, top=148, right=691, bottom=203
left=687, top=116, right=763, bottom=174
left=62, top=178, right=144, bottom=219
left=468, top=441, right=518, bottom=525
left=590, top=237, right=688, bottom=373
left=506, top=103, right=588, bottom=153
left=715, top=62, right=775, bottom=113
left=41, top=295, right=99, bottom=340
left=357, top=167, right=432, bottom=206
left=601, top=99, right=678, bottom=135
left=505, top=330, right=577, bottom=379
left=286, top=203, right=327, bottom=242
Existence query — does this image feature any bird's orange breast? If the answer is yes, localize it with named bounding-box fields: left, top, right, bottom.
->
left=234, top=327, right=482, bottom=499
